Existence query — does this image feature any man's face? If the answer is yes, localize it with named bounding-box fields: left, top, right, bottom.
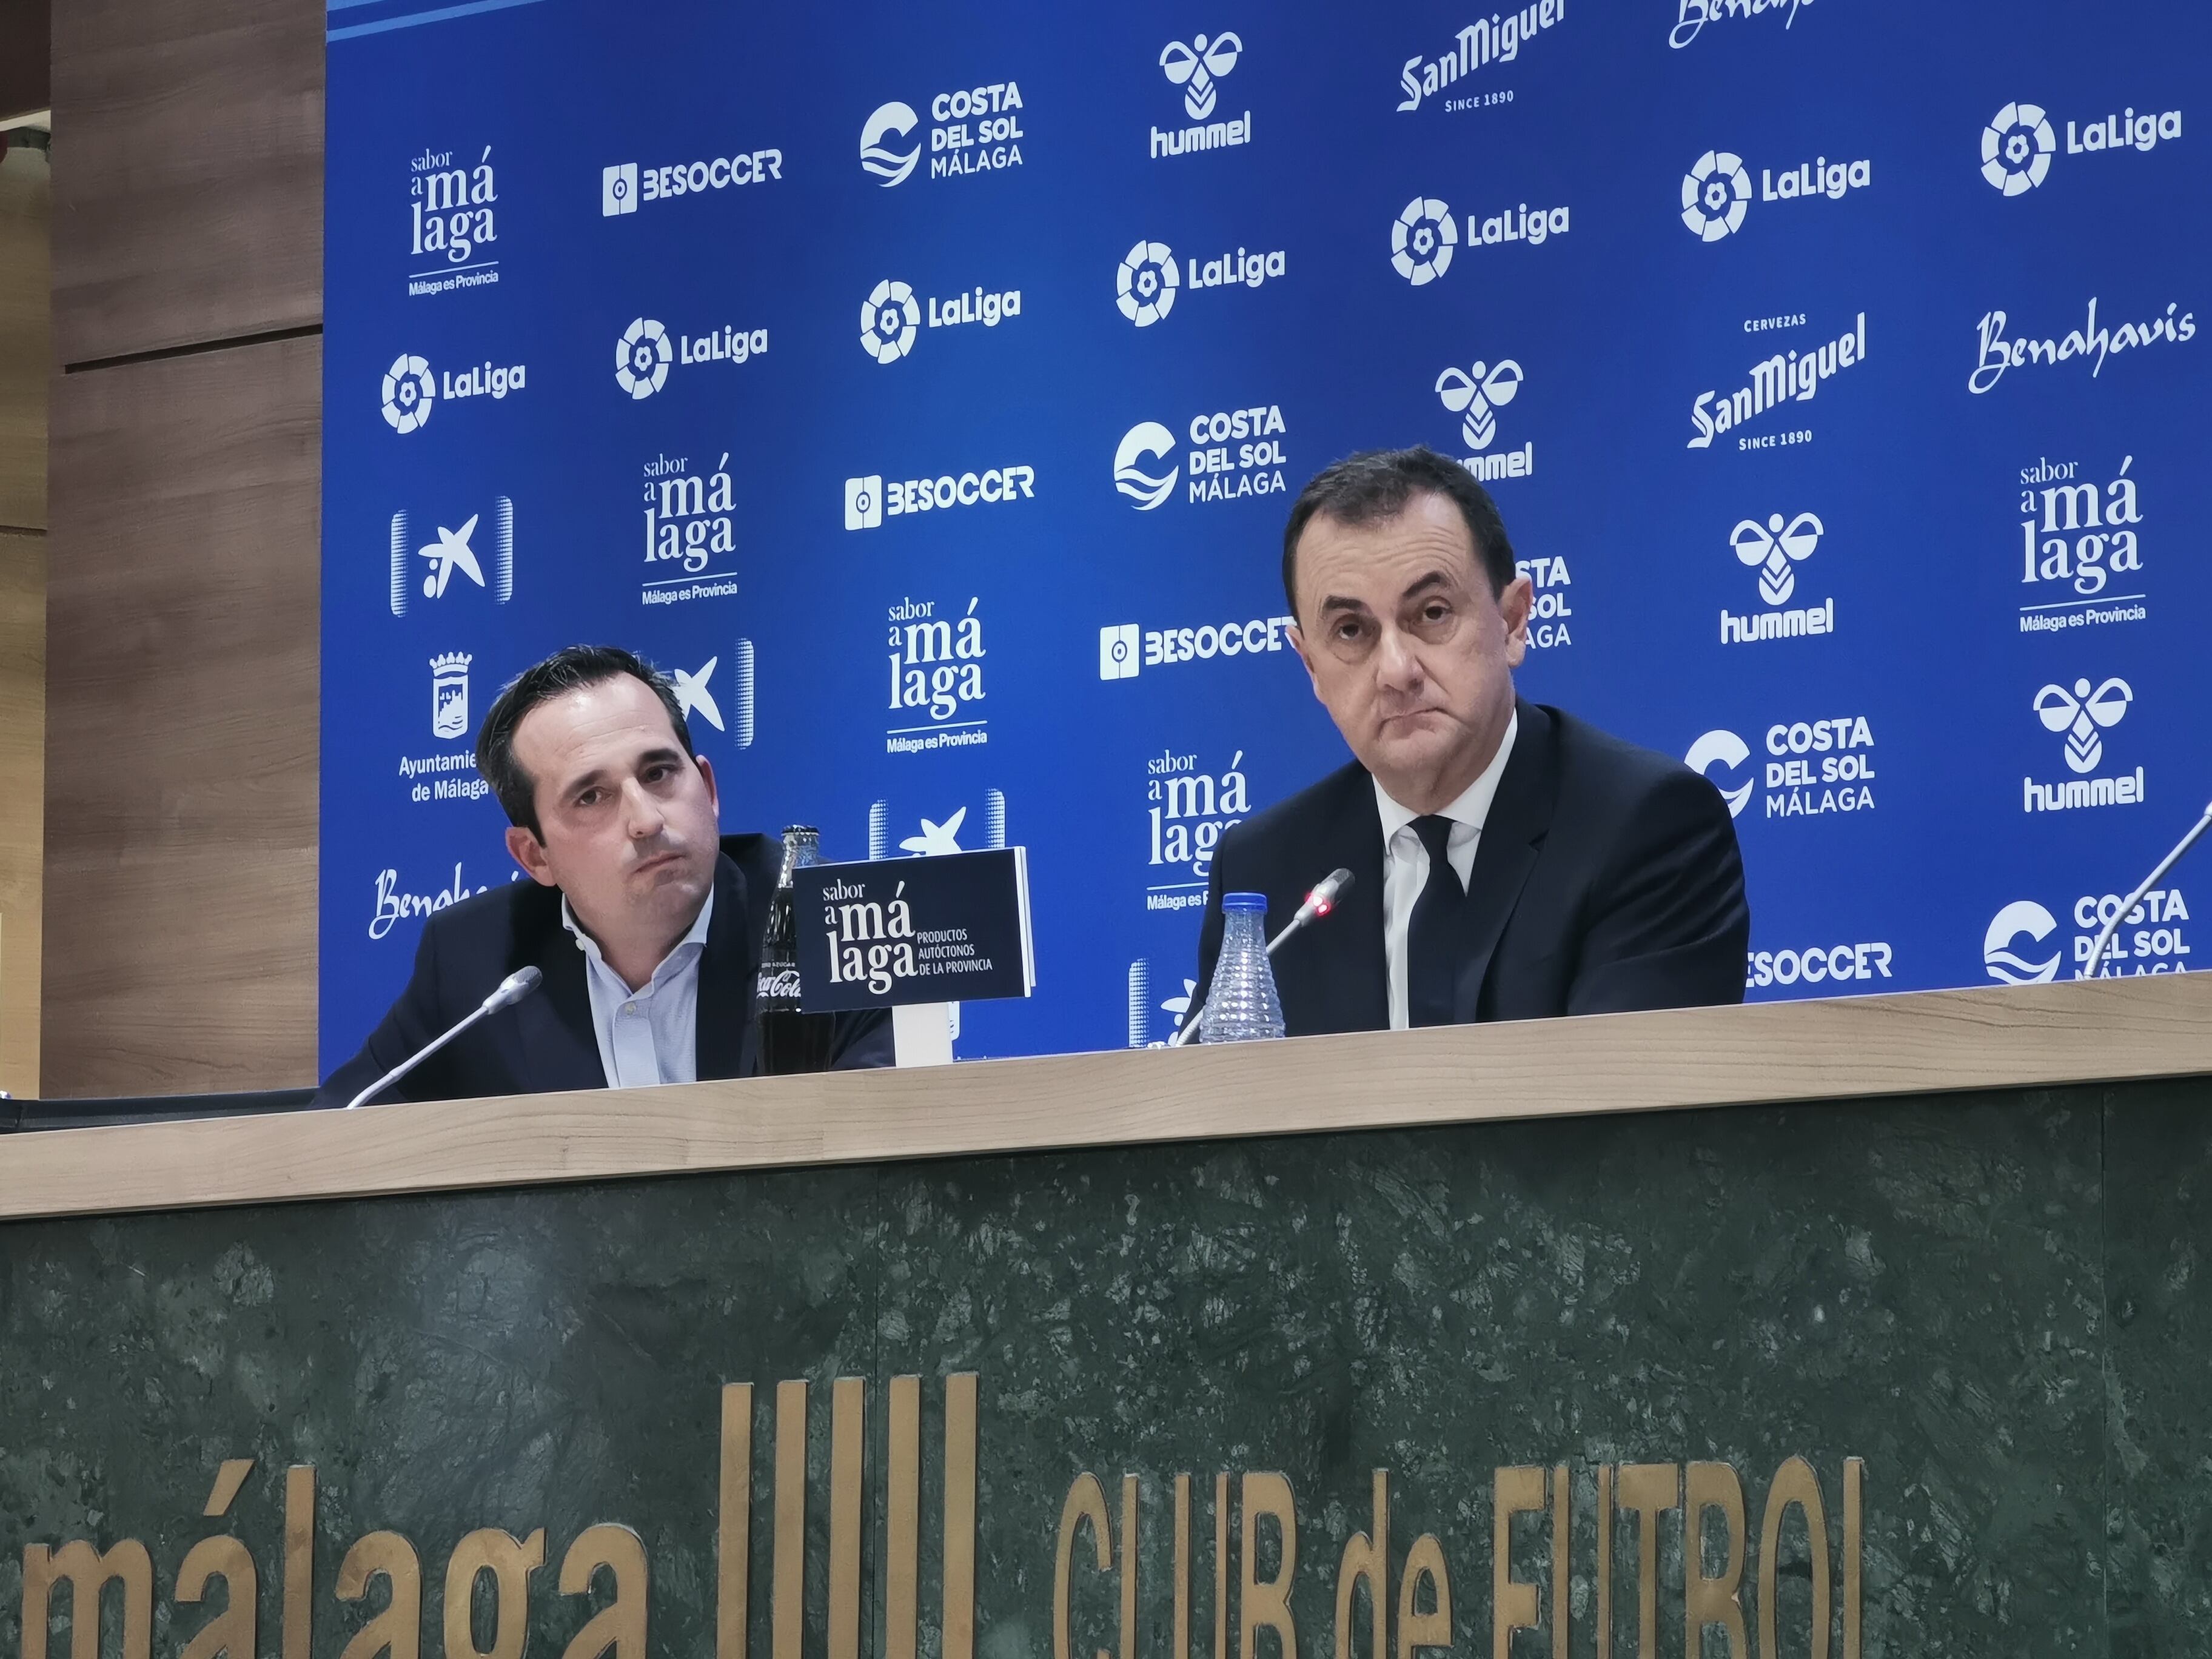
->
left=503, top=674, right=722, bottom=945
left=1289, top=492, right=1532, bottom=808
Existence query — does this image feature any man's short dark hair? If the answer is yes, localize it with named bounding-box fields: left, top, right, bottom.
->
left=1281, top=446, right=1517, bottom=617
left=474, top=644, right=695, bottom=837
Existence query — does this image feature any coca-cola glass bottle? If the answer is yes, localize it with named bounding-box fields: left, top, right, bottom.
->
left=757, top=826, right=838, bottom=1074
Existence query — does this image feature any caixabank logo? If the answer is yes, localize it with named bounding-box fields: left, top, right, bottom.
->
left=615, top=318, right=769, bottom=401
left=1114, top=240, right=1285, bottom=329
left=1968, top=298, right=2195, bottom=395
left=404, top=144, right=498, bottom=299
left=1979, top=99, right=2182, bottom=196
left=1678, top=147, right=1870, bottom=242
left=1686, top=313, right=1866, bottom=451
left=858, top=80, right=1025, bottom=187
left=2023, top=675, right=2143, bottom=813
left=1151, top=33, right=1253, bottom=159
left=1111, top=404, right=1287, bottom=508
left=2015, top=454, right=2147, bottom=632
left=1396, top=2, right=1569, bottom=113
left=862, top=280, right=1022, bottom=363
left=1984, top=889, right=2191, bottom=982
left=1719, top=512, right=1835, bottom=645
left=1684, top=715, right=1875, bottom=822
left=379, top=351, right=527, bottom=435
left=387, top=498, right=514, bottom=617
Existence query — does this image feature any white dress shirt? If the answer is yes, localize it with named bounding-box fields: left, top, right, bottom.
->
left=1375, top=711, right=1519, bottom=1031
left=561, top=890, right=714, bottom=1088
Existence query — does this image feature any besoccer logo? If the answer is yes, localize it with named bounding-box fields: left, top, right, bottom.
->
left=860, top=101, right=921, bottom=187
left=1390, top=198, right=1456, bottom=285
left=1684, top=729, right=1754, bottom=817
left=1731, top=512, right=1824, bottom=605
left=1099, top=624, right=1141, bottom=680
left=381, top=354, right=435, bottom=434
left=615, top=318, right=671, bottom=399
left=1435, top=360, right=1522, bottom=452
left=1116, top=242, right=1178, bottom=326
left=1982, top=102, right=2056, bottom=195
left=602, top=163, right=638, bottom=216
left=2034, top=677, right=2131, bottom=773
left=1113, top=421, right=1178, bottom=509
left=1983, top=900, right=2062, bottom=985
left=1680, top=150, right=1751, bottom=240
left=861, top=280, right=920, bottom=362
left=1159, top=33, right=1241, bottom=121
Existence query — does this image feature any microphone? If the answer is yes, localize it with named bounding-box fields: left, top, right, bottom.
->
left=344, top=966, right=543, bottom=1110
left=2082, top=799, right=2212, bottom=980
left=1170, top=870, right=1354, bottom=1048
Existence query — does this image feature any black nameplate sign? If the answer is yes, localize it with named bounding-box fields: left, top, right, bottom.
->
left=796, top=849, right=1034, bottom=1010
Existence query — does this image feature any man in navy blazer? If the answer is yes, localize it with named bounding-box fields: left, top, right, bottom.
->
left=316, top=646, right=888, bottom=1108
left=1189, top=447, right=1748, bottom=1036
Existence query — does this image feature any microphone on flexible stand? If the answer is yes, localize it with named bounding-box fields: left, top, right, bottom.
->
left=344, top=966, right=544, bottom=1109
left=2081, top=799, right=2212, bottom=979
left=1170, top=869, right=1353, bottom=1048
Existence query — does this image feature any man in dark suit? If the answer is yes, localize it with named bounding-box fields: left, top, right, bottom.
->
left=1190, top=447, right=1748, bottom=1036
left=317, top=645, right=888, bottom=1107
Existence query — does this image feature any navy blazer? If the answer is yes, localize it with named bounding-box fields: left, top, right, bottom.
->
left=314, top=833, right=893, bottom=1107
left=1190, top=700, right=1750, bottom=1033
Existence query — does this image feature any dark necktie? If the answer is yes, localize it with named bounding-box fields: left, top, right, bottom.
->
left=1406, top=814, right=1464, bottom=1027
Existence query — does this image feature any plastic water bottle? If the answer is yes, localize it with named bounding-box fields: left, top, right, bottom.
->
left=1200, top=892, right=1287, bottom=1042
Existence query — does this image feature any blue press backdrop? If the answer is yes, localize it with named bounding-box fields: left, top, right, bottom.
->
left=321, top=0, right=2212, bottom=1067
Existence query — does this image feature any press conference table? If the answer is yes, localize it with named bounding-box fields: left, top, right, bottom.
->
left=1, top=976, right=2207, bottom=1654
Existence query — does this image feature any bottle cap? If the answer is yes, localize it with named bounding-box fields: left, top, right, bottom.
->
left=1223, top=891, right=1267, bottom=911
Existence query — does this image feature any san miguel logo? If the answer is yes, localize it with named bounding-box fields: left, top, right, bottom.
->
left=8, top=1373, right=1871, bottom=1659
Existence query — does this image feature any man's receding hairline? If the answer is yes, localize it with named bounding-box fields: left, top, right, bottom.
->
left=509, top=671, right=686, bottom=823
left=1292, top=489, right=1488, bottom=614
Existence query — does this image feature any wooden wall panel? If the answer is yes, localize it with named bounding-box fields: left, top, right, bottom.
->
left=42, top=335, right=318, bottom=1095
left=0, top=528, right=42, bottom=1095
left=50, top=0, right=321, bottom=365
left=0, top=141, right=47, bottom=528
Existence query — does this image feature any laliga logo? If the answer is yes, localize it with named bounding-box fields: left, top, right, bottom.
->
left=1684, top=729, right=1754, bottom=817
left=1114, top=421, right=1179, bottom=509
left=381, top=354, right=435, bottom=434
left=1160, top=33, right=1241, bottom=121
left=1731, top=512, right=1823, bottom=605
left=615, top=318, right=672, bottom=399
left=860, top=101, right=921, bottom=187
left=1984, top=900, right=2062, bottom=985
left=1116, top=242, right=1179, bottom=326
left=862, top=280, right=921, bottom=361
left=2034, top=677, right=2131, bottom=774
left=1435, top=360, right=1521, bottom=452
left=1681, top=151, right=1751, bottom=240
left=1982, top=102, right=2056, bottom=194
left=1390, top=197, right=1456, bottom=285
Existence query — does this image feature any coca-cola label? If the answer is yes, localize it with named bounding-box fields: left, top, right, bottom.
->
left=757, top=967, right=803, bottom=1000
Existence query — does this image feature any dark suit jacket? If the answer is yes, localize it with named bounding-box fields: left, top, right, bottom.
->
left=1191, top=701, right=1749, bottom=1032
left=315, top=833, right=893, bottom=1107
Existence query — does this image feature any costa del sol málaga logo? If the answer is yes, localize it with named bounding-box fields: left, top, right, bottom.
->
left=1983, top=900, right=2062, bottom=984
left=381, top=354, right=435, bottom=433
left=1435, top=360, right=1521, bottom=451
left=615, top=318, right=672, bottom=399
left=1391, top=198, right=1456, bottom=284
left=860, top=102, right=921, bottom=187
left=1983, top=102, right=2057, bottom=194
left=1160, top=33, right=1241, bottom=120
left=1113, top=421, right=1179, bottom=508
left=1116, top=242, right=1178, bottom=326
left=1731, top=512, right=1823, bottom=605
left=1681, top=150, right=1752, bottom=240
left=862, top=280, right=920, bottom=361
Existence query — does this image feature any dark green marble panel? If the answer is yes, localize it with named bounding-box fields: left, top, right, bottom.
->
left=2102, top=1078, right=2212, bottom=1659
left=0, top=1080, right=2191, bottom=1659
